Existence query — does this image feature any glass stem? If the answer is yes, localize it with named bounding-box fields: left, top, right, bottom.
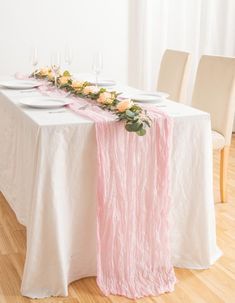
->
left=95, top=72, right=98, bottom=88
left=33, top=65, right=36, bottom=78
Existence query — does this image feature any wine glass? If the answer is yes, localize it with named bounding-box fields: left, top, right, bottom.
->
left=92, top=52, right=103, bottom=87
left=64, top=47, right=73, bottom=69
left=51, top=52, right=61, bottom=87
left=30, top=47, right=39, bottom=77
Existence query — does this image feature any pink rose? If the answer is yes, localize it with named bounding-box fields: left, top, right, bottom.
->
left=116, top=99, right=134, bottom=112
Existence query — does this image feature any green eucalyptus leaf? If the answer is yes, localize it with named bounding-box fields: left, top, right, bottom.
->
left=130, top=121, right=142, bottom=131
left=136, top=128, right=146, bottom=136
left=125, top=123, right=135, bottom=132
left=125, top=110, right=135, bottom=118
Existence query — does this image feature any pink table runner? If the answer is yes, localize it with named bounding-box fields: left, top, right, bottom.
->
left=69, top=100, right=176, bottom=298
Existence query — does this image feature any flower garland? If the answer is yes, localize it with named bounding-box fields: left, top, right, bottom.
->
left=32, top=68, right=152, bottom=136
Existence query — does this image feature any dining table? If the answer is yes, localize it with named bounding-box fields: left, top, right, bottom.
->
left=0, top=79, right=221, bottom=299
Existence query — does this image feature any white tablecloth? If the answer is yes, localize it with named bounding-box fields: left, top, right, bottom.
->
left=0, top=86, right=221, bottom=298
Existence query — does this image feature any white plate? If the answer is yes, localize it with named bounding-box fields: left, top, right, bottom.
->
left=151, top=91, right=169, bottom=99
left=0, top=80, right=40, bottom=89
left=131, top=93, right=165, bottom=103
left=19, top=97, right=71, bottom=109
left=89, top=80, right=116, bottom=87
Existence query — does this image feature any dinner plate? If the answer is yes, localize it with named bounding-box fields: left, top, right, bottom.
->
left=0, top=80, right=40, bottom=89
left=145, top=92, right=170, bottom=99
left=19, top=97, right=71, bottom=109
left=89, top=80, right=116, bottom=87
left=131, top=93, right=165, bottom=103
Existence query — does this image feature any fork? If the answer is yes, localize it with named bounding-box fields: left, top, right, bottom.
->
left=48, top=104, right=89, bottom=114
left=19, top=89, right=37, bottom=93
left=78, top=104, right=89, bottom=110
left=48, top=109, right=66, bottom=114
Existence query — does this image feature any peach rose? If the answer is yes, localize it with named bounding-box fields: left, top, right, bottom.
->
left=83, top=86, right=99, bottom=95
left=71, top=80, right=84, bottom=89
left=59, top=76, right=70, bottom=85
left=116, top=99, right=134, bottom=112
left=48, top=72, right=54, bottom=81
left=97, top=92, right=114, bottom=105
left=39, top=67, right=50, bottom=76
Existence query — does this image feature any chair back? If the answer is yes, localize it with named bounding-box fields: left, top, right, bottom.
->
left=157, top=49, right=191, bottom=102
left=192, top=55, right=235, bottom=146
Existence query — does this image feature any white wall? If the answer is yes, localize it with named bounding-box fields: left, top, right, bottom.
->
left=128, top=0, right=235, bottom=101
left=0, top=0, right=129, bottom=83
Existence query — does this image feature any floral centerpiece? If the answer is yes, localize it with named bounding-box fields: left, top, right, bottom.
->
left=33, top=68, right=152, bottom=136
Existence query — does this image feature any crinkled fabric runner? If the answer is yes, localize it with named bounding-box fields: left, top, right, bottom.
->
left=69, top=100, right=176, bottom=299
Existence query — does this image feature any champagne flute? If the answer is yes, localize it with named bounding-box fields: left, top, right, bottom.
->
left=30, top=47, right=39, bottom=77
left=51, top=52, right=61, bottom=87
left=92, top=52, right=103, bottom=87
left=64, top=47, right=73, bottom=69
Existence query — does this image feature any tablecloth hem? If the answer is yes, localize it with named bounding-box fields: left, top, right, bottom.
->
left=173, top=248, right=222, bottom=270
left=21, top=272, right=98, bottom=299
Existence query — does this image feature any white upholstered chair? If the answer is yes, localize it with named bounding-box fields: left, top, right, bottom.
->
left=157, top=49, right=191, bottom=103
left=192, top=55, right=235, bottom=202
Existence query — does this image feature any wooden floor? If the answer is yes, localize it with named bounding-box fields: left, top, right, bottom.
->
left=1, top=139, right=235, bottom=303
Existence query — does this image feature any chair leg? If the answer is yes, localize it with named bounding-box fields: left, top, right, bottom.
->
left=220, top=146, right=230, bottom=203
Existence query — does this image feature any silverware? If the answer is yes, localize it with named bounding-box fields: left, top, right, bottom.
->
left=48, top=109, right=66, bottom=114
left=78, top=104, right=89, bottom=110
left=19, top=89, right=37, bottom=93
left=48, top=104, right=89, bottom=114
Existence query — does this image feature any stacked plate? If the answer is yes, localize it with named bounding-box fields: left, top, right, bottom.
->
left=0, top=79, right=40, bottom=90
left=120, top=92, right=169, bottom=104
left=89, top=80, right=116, bottom=87
left=19, top=97, right=71, bottom=109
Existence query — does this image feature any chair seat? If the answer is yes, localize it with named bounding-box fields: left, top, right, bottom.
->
left=212, top=130, right=225, bottom=150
